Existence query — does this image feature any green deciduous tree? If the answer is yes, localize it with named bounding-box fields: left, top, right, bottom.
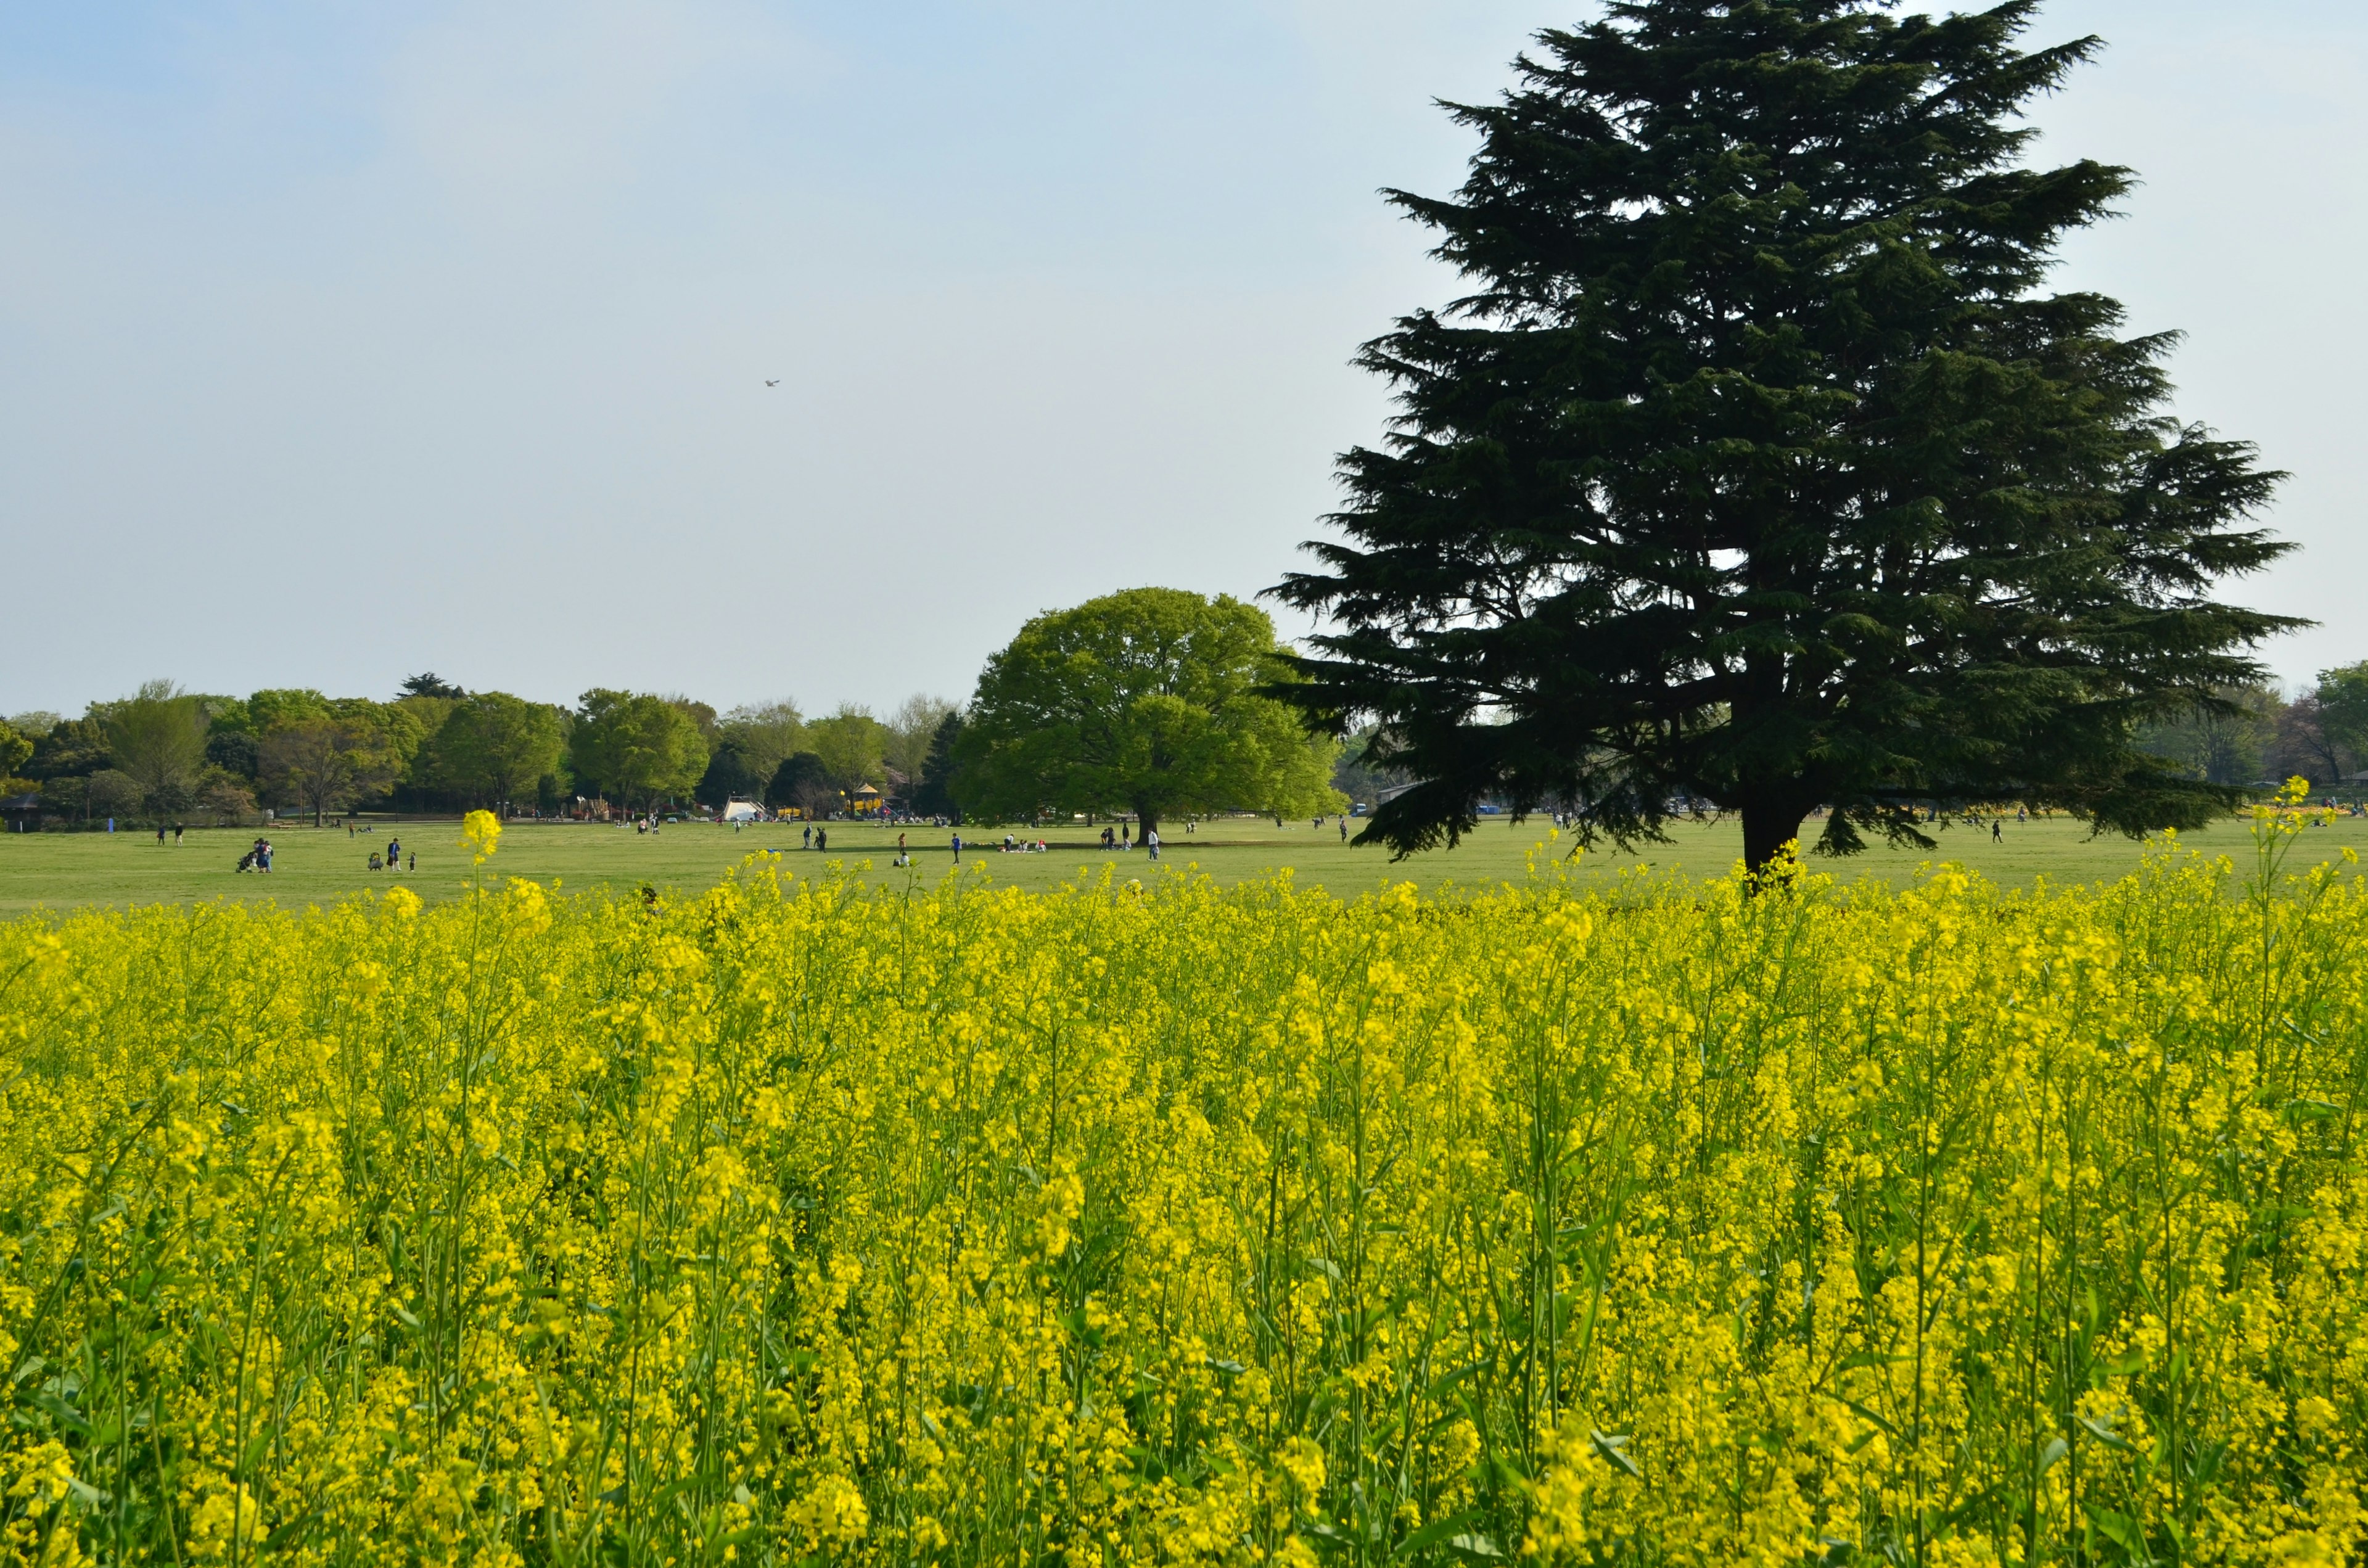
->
left=1273, top=1, right=2295, bottom=873
left=884, top=694, right=958, bottom=792
left=2316, top=663, right=2368, bottom=777
left=717, top=702, right=805, bottom=795
left=2137, top=684, right=2280, bottom=788
left=0, top=722, right=30, bottom=783
left=426, top=692, right=567, bottom=810
left=83, top=770, right=142, bottom=821
left=958, top=588, right=1341, bottom=836
left=261, top=718, right=400, bottom=826
left=807, top=707, right=887, bottom=795
left=25, top=716, right=109, bottom=782
left=101, top=681, right=211, bottom=818
left=570, top=690, right=710, bottom=810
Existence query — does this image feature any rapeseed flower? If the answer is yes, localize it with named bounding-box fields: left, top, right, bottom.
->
left=0, top=826, right=2359, bottom=1562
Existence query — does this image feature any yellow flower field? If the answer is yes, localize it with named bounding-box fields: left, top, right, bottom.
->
left=0, top=807, right=2364, bottom=1566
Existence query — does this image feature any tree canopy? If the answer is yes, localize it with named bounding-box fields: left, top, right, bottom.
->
left=424, top=692, right=566, bottom=809
left=1274, top=0, right=2295, bottom=871
left=2316, top=663, right=2368, bottom=776
left=956, top=588, right=1341, bottom=835
left=766, top=752, right=834, bottom=818
left=100, top=681, right=210, bottom=817
left=570, top=690, right=709, bottom=809
left=807, top=708, right=887, bottom=794
left=261, top=718, right=400, bottom=826
left=716, top=702, right=805, bottom=796
left=0, top=721, right=31, bottom=786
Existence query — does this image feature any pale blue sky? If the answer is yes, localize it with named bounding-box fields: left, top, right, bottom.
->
left=4, top=2, right=2361, bottom=716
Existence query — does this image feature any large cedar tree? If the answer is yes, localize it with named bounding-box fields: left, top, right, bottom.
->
left=1274, top=0, right=2296, bottom=870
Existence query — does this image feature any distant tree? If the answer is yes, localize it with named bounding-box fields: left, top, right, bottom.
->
left=245, top=689, right=334, bottom=735
left=717, top=701, right=805, bottom=794
left=884, top=695, right=958, bottom=789
left=2272, top=691, right=2348, bottom=787
left=38, top=775, right=88, bottom=821
left=4, top=712, right=60, bottom=741
left=261, top=718, right=400, bottom=826
left=1329, top=723, right=1410, bottom=808
left=102, top=681, right=211, bottom=817
left=195, top=772, right=257, bottom=826
left=536, top=773, right=566, bottom=815
left=665, top=697, right=721, bottom=750
left=807, top=707, right=888, bottom=794
left=910, top=711, right=965, bottom=820
left=83, top=770, right=142, bottom=821
left=1272, top=1, right=2293, bottom=873
left=766, top=752, right=834, bottom=819
left=958, top=588, right=1341, bottom=836
left=25, top=716, right=109, bottom=781
left=694, top=744, right=762, bottom=810
left=2137, top=685, right=2282, bottom=788
left=349, top=697, right=432, bottom=787
left=205, top=728, right=261, bottom=781
left=2317, top=663, right=2368, bottom=777
left=400, top=673, right=466, bottom=700
left=426, top=692, right=566, bottom=810
left=570, top=690, right=710, bottom=810
left=0, top=722, right=30, bottom=784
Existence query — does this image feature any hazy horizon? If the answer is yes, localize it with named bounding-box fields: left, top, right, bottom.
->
left=5, top=1, right=2361, bottom=720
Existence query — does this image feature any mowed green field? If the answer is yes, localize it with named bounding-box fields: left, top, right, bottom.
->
left=2, top=808, right=2363, bottom=913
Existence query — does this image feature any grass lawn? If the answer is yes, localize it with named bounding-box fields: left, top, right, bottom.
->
left=2, top=809, right=2362, bottom=914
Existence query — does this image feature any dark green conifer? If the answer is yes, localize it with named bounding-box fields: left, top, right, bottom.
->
left=1275, top=0, right=2297, bottom=871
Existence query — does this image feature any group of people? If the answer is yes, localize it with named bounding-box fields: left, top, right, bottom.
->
left=234, top=837, right=273, bottom=872
left=1094, top=823, right=1160, bottom=858
left=368, top=835, right=410, bottom=872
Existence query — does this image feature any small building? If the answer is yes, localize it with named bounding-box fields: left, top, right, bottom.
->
left=1, top=793, right=38, bottom=833
left=850, top=784, right=884, bottom=817
left=721, top=798, right=765, bottom=823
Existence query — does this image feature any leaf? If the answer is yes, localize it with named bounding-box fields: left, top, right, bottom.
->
left=2077, top=1414, right=2131, bottom=1451
left=1445, top=1533, right=1505, bottom=1562
left=2040, top=1436, right=2069, bottom=1474
left=1391, top=1508, right=1480, bottom=1561
left=1590, top=1430, right=1642, bottom=1479
left=2087, top=1505, right=2140, bottom=1551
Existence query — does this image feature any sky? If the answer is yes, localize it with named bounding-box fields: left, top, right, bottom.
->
left=2, top=1, right=2362, bottom=720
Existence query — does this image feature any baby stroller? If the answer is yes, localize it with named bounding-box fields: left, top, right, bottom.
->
left=235, top=847, right=258, bottom=872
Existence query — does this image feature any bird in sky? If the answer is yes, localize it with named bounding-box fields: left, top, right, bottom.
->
left=765, top=379, right=779, bottom=387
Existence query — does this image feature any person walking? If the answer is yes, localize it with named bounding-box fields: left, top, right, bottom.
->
left=386, top=835, right=401, bottom=869
left=951, top=831, right=961, bottom=863
left=1339, top=818, right=1348, bottom=842
left=802, top=824, right=813, bottom=850
left=407, top=850, right=415, bottom=872
left=173, top=823, right=184, bottom=844
left=1991, top=819, right=2003, bottom=844
left=156, top=824, right=167, bottom=846
left=1147, top=827, right=1160, bottom=861
left=815, top=827, right=828, bottom=853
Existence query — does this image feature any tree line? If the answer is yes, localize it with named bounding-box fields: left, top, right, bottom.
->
left=0, top=588, right=1346, bottom=831
left=0, top=679, right=960, bottom=829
